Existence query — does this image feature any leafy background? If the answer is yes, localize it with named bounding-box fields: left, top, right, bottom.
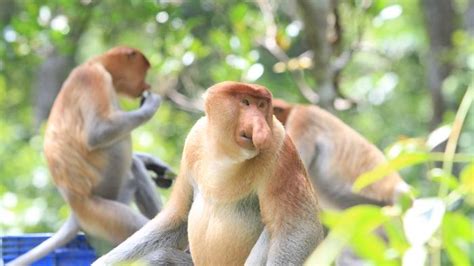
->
left=0, top=0, right=472, bottom=265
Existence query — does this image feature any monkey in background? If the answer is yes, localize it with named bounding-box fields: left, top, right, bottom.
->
left=7, top=46, right=172, bottom=266
left=93, top=82, right=324, bottom=265
left=273, top=99, right=411, bottom=265
left=272, top=99, right=411, bottom=210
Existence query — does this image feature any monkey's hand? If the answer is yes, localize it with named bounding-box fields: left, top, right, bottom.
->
left=145, top=161, right=175, bottom=188
left=134, top=152, right=176, bottom=188
left=139, top=92, right=161, bottom=120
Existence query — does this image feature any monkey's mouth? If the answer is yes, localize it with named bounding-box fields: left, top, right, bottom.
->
left=239, top=131, right=255, bottom=148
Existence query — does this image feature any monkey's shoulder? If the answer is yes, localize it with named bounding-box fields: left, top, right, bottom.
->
left=274, top=134, right=305, bottom=168
left=62, top=63, right=113, bottom=95
left=182, top=117, right=207, bottom=160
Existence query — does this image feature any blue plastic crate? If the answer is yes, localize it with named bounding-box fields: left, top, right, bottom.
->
left=1, top=233, right=97, bottom=266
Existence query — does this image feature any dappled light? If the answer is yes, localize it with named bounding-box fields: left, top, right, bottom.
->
left=0, top=0, right=473, bottom=265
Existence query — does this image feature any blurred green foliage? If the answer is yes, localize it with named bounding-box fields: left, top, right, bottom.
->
left=0, top=0, right=472, bottom=265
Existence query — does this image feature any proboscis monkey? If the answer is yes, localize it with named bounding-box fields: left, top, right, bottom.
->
left=272, top=99, right=411, bottom=210
left=7, top=47, right=170, bottom=266
left=93, top=81, right=324, bottom=265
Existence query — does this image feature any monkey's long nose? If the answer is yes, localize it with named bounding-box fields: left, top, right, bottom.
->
left=251, top=117, right=271, bottom=150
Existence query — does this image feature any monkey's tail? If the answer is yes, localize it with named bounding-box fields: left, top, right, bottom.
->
left=6, top=215, right=81, bottom=266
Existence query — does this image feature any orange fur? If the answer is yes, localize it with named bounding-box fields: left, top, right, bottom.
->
left=179, top=82, right=321, bottom=264
left=12, top=47, right=167, bottom=266
left=45, top=64, right=112, bottom=195
left=45, top=47, right=150, bottom=197
left=93, top=82, right=323, bottom=266
left=273, top=99, right=408, bottom=208
left=44, top=46, right=154, bottom=242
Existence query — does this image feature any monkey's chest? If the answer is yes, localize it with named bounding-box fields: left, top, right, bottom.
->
left=188, top=192, right=263, bottom=266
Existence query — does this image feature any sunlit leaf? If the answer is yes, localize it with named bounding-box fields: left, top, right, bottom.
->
left=304, top=233, right=348, bottom=266
left=395, top=188, right=415, bottom=212
left=320, top=210, right=343, bottom=228
left=426, top=125, right=452, bottom=149
left=402, top=245, right=427, bottom=266
left=351, top=231, right=395, bottom=265
left=306, top=206, right=387, bottom=265
left=353, top=152, right=430, bottom=192
left=385, top=137, right=427, bottom=159
left=229, top=3, right=248, bottom=24
left=429, top=168, right=459, bottom=191
left=441, top=213, right=473, bottom=266
left=460, top=163, right=474, bottom=194
left=384, top=218, right=409, bottom=253
left=403, top=198, right=445, bottom=246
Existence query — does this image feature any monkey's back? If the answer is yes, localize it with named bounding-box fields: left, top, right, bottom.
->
left=43, top=64, right=118, bottom=197
left=287, top=105, right=403, bottom=205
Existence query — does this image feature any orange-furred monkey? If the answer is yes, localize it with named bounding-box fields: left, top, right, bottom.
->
left=273, top=99, right=411, bottom=266
left=7, top=47, right=171, bottom=266
left=272, top=99, right=410, bottom=210
left=93, top=81, right=324, bottom=265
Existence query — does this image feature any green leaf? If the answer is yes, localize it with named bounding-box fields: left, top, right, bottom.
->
left=351, top=232, right=397, bottom=266
left=442, top=213, right=473, bottom=266
left=353, top=152, right=430, bottom=192
left=384, top=219, right=409, bottom=253
left=306, top=206, right=387, bottom=265
left=304, top=232, right=348, bottom=266
left=460, top=163, right=474, bottom=194
left=320, top=210, right=344, bottom=228
left=429, top=168, right=459, bottom=191
left=229, top=3, right=248, bottom=24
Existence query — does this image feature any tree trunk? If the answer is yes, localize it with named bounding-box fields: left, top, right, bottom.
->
left=0, top=0, right=16, bottom=23
left=465, top=0, right=474, bottom=35
left=421, top=0, right=456, bottom=129
left=33, top=51, right=74, bottom=130
left=32, top=3, right=94, bottom=130
left=295, top=0, right=335, bottom=109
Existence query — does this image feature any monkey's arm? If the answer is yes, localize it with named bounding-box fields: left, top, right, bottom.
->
left=92, top=166, right=193, bottom=265
left=258, top=186, right=323, bottom=266
left=256, top=138, right=323, bottom=265
left=85, top=93, right=161, bottom=150
left=131, top=155, right=163, bottom=218
left=245, top=227, right=270, bottom=266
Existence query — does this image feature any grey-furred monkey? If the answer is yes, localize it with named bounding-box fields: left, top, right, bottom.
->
left=7, top=46, right=174, bottom=266
left=93, top=81, right=324, bottom=265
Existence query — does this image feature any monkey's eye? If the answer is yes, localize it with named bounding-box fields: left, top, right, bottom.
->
left=258, top=102, right=266, bottom=109
left=241, top=99, right=250, bottom=106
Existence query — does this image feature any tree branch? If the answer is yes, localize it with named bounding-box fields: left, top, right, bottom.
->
left=256, top=0, right=319, bottom=104
left=159, top=76, right=204, bottom=114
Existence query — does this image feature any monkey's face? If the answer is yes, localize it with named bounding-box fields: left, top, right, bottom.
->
left=234, top=94, right=272, bottom=151
left=272, top=98, right=292, bottom=125
left=206, top=82, right=274, bottom=154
